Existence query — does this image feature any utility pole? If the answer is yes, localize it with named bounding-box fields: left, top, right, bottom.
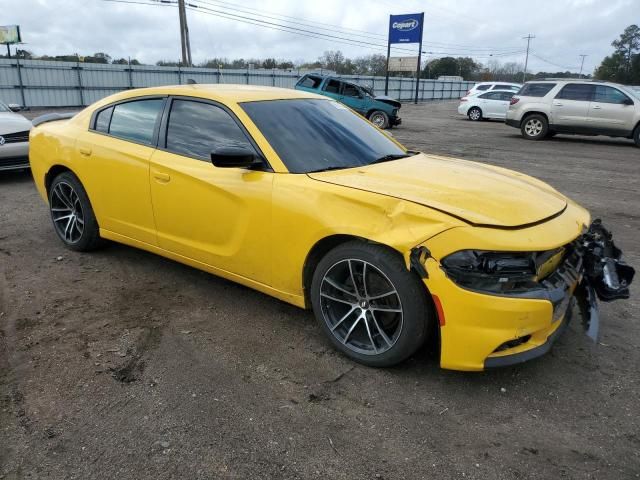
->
left=177, top=0, right=192, bottom=67
left=522, top=34, right=535, bottom=83
left=578, top=54, right=588, bottom=78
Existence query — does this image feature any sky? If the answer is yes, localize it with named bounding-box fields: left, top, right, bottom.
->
left=6, top=0, right=639, bottom=74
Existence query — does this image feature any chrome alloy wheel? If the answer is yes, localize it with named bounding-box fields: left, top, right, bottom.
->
left=524, top=118, right=543, bottom=137
left=319, top=259, right=403, bottom=355
left=370, top=112, right=386, bottom=128
left=469, top=108, right=481, bottom=120
left=50, top=181, right=85, bottom=244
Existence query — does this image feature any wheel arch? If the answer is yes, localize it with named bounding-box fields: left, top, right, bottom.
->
left=521, top=110, right=549, bottom=124
left=45, top=164, right=77, bottom=195
left=302, top=234, right=412, bottom=308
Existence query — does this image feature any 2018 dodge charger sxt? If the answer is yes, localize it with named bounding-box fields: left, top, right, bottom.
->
left=28, top=85, right=634, bottom=371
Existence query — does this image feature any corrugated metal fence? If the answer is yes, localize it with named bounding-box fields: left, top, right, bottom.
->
left=0, top=58, right=474, bottom=107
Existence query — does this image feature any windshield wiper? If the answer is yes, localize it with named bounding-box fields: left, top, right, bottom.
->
left=307, top=165, right=350, bottom=173
left=369, top=151, right=419, bottom=165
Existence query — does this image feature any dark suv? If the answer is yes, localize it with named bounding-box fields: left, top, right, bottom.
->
left=295, top=74, right=401, bottom=129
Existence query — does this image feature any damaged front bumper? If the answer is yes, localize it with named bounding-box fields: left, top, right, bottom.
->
left=484, top=219, right=634, bottom=368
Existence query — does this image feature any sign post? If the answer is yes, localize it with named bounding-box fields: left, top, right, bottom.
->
left=384, top=13, right=424, bottom=104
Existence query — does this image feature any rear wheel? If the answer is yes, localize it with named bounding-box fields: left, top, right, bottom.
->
left=468, top=107, right=482, bottom=121
left=633, top=125, right=640, bottom=147
left=368, top=110, right=390, bottom=129
left=521, top=114, right=548, bottom=140
left=48, top=172, right=103, bottom=251
left=310, top=242, right=431, bottom=367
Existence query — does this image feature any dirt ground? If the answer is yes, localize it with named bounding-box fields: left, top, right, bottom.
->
left=1, top=101, right=639, bottom=480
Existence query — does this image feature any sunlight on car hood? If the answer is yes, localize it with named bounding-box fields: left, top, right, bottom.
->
left=307, top=153, right=568, bottom=228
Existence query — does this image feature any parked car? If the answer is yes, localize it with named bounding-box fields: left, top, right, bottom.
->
left=506, top=80, right=640, bottom=146
left=295, top=74, right=401, bottom=129
left=0, top=100, right=32, bottom=171
left=464, top=82, right=521, bottom=97
left=28, top=85, right=633, bottom=371
left=458, top=90, right=516, bottom=121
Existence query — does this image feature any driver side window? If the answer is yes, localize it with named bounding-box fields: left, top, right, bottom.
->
left=343, top=83, right=361, bottom=98
left=164, top=99, right=256, bottom=162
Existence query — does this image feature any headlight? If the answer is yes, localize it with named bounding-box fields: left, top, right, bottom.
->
left=440, top=250, right=542, bottom=294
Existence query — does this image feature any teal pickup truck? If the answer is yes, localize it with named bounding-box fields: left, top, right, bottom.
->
left=294, top=74, right=402, bottom=129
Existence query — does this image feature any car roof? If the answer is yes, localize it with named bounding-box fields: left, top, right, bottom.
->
left=474, top=82, right=520, bottom=86
left=97, top=84, right=323, bottom=104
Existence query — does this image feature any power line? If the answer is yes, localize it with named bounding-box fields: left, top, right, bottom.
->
left=101, top=0, right=528, bottom=61
left=530, top=53, right=579, bottom=71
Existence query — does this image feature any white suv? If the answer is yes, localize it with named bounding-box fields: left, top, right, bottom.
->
left=506, top=80, right=640, bottom=147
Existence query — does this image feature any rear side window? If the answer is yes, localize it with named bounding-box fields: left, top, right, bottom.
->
left=518, top=83, right=556, bottom=97
left=299, top=75, right=322, bottom=89
left=108, top=99, right=165, bottom=145
left=324, top=80, right=341, bottom=94
left=165, top=99, right=255, bottom=161
left=593, top=85, right=632, bottom=104
left=476, top=84, right=491, bottom=91
left=343, top=83, right=360, bottom=97
left=479, top=92, right=502, bottom=100
left=94, top=106, right=113, bottom=133
left=556, top=84, right=594, bottom=101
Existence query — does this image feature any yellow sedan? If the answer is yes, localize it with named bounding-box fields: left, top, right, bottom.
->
left=28, top=85, right=634, bottom=371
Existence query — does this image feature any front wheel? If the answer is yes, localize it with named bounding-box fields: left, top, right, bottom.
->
left=368, top=110, right=390, bottom=129
left=633, top=125, right=640, bottom=147
left=521, top=114, right=548, bottom=140
left=310, top=242, right=431, bottom=367
left=48, top=171, right=104, bottom=251
left=468, top=107, right=482, bottom=121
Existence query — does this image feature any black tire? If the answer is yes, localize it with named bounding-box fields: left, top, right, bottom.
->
left=310, top=241, right=432, bottom=367
left=633, top=125, right=640, bottom=147
left=368, top=110, right=390, bottom=129
left=521, top=114, right=548, bottom=140
left=468, top=107, right=482, bottom=121
left=48, top=171, right=104, bottom=251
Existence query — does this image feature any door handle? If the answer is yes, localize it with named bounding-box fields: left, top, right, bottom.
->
left=592, top=105, right=602, bottom=109
left=553, top=102, right=563, bottom=106
left=153, top=172, right=171, bottom=183
left=79, top=147, right=92, bottom=156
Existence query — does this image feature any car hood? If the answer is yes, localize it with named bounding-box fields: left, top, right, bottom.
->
left=307, top=153, right=568, bottom=227
left=373, top=95, right=401, bottom=109
left=0, top=112, right=32, bottom=134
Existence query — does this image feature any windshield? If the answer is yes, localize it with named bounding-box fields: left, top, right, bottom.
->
left=241, top=99, right=407, bottom=173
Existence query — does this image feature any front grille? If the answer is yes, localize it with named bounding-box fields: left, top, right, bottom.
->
left=1, top=130, right=30, bottom=143
left=0, top=156, right=29, bottom=169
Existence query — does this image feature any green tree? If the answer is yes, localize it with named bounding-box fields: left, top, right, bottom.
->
left=595, top=24, right=640, bottom=83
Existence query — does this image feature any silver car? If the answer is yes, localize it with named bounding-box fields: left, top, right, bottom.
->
left=506, top=80, right=640, bottom=147
left=0, top=101, right=32, bottom=171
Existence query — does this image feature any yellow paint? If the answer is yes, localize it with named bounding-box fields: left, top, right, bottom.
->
left=29, top=84, right=592, bottom=371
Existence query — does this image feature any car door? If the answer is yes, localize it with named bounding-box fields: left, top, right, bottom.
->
left=321, top=79, right=344, bottom=102
left=492, top=92, right=513, bottom=119
left=75, top=96, right=166, bottom=245
left=148, top=97, right=273, bottom=285
left=551, top=83, right=594, bottom=128
left=588, top=85, right=636, bottom=133
left=340, top=82, right=367, bottom=115
left=477, top=92, right=501, bottom=118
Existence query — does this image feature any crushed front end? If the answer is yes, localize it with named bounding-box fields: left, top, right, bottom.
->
left=414, top=216, right=634, bottom=371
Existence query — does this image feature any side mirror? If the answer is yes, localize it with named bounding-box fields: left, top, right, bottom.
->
left=8, top=103, right=22, bottom=112
left=211, top=146, right=260, bottom=168
left=623, top=98, right=634, bottom=106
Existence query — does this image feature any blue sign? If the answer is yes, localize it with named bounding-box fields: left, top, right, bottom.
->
left=388, top=13, right=424, bottom=44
